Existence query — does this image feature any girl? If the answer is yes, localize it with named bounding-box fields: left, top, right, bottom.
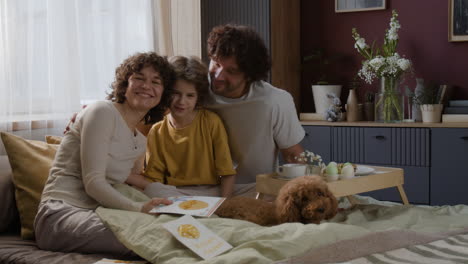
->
left=127, top=56, right=236, bottom=198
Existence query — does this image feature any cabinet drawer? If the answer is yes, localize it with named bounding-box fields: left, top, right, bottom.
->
left=432, top=128, right=468, bottom=167
left=431, top=166, right=468, bottom=205
left=332, top=127, right=365, bottom=163
left=301, top=126, right=331, bottom=163
left=364, top=128, right=391, bottom=165
left=332, top=127, right=429, bottom=167
left=391, top=128, right=430, bottom=167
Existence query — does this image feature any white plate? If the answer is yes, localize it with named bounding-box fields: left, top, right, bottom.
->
left=355, top=166, right=375, bottom=176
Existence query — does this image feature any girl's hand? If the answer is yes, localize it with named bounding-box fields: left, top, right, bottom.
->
left=141, top=198, right=172, bottom=214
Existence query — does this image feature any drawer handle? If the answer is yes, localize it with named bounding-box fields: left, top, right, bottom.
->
left=375, top=135, right=386, bottom=140
left=461, top=136, right=468, bottom=140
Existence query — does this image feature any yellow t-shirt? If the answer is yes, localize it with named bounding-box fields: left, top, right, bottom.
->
left=144, top=109, right=236, bottom=186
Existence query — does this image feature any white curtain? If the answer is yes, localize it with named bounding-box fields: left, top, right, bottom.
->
left=155, top=0, right=201, bottom=58
left=0, top=0, right=201, bottom=146
left=0, top=0, right=155, bottom=136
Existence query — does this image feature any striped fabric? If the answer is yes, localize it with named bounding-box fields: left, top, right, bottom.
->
left=349, top=233, right=468, bottom=264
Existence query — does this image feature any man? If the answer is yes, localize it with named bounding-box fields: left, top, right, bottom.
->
left=205, top=24, right=305, bottom=193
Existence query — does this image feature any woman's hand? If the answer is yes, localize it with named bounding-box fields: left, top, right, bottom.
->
left=141, top=198, right=173, bottom=214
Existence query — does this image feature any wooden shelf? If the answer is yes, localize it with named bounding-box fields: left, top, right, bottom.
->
left=300, top=120, right=468, bottom=128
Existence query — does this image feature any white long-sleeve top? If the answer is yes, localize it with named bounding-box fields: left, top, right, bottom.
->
left=41, top=101, right=146, bottom=212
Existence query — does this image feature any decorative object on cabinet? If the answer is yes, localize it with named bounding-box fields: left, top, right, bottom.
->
left=375, top=76, right=404, bottom=123
left=449, top=0, right=468, bottom=42
left=409, top=78, right=425, bottom=121
left=352, top=10, right=412, bottom=123
left=346, top=89, right=359, bottom=122
left=442, top=114, right=468, bottom=122
left=357, top=103, right=364, bottom=121
left=444, top=107, right=468, bottom=114
left=335, top=0, right=386, bottom=13
left=348, top=76, right=364, bottom=121
left=304, top=48, right=343, bottom=114
left=364, top=92, right=375, bottom=121
left=324, top=93, right=344, bottom=122
left=408, top=80, right=444, bottom=123
left=448, top=100, right=468, bottom=107
left=312, top=85, right=342, bottom=114
left=408, top=80, right=444, bottom=106
left=420, top=104, right=443, bottom=123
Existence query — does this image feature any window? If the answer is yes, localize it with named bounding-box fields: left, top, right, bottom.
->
left=0, top=0, right=155, bottom=125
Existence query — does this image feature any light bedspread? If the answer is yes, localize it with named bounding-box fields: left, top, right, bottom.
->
left=96, top=184, right=468, bottom=263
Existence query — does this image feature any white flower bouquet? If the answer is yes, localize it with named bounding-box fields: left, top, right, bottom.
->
left=352, top=10, right=412, bottom=122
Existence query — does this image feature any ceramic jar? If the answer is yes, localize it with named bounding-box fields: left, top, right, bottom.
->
left=411, top=78, right=424, bottom=122
left=346, top=89, right=359, bottom=122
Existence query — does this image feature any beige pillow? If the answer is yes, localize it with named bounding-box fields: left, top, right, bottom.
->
left=0, top=132, right=58, bottom=240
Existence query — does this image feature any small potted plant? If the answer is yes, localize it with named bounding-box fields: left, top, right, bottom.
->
left=303, top=49, right=342, bottom=114
left=407, top=81, right=443, bottom=123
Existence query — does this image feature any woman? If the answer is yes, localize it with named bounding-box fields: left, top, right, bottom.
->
left=34, top=52, right=175, bottom=256
left=127, top=56, right=236, bottom=198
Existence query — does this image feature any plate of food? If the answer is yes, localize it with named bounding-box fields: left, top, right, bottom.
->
left=355, top=165, right=375, bottom=176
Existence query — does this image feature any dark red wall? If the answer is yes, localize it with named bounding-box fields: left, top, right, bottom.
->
left=300, top=0, right=468, bottom=112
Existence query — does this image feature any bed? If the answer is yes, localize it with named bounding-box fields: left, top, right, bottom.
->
left=97, top=185, right=468, bottom=263
left=2, top=133, right=468, bottom=264
left=0, top=155, right=112, bottom=264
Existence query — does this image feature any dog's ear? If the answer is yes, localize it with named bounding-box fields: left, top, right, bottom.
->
left=276, top=185, right=302, bottom=223
left=324, top=189, right=339, bottom=220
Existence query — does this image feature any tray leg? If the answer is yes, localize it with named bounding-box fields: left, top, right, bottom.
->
left=397, top=185, right=409, bottom=205
left=255, top=192, right=264, bottom=200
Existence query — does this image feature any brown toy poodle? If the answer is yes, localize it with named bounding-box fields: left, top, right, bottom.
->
left=215, top=175, right=338, bottom=226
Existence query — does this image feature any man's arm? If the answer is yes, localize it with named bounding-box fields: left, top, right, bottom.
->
left=280, top=143, right=305, bottom=163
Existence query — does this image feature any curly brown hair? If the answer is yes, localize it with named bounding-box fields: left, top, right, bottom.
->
left=207, top=24, right=271, bottom=82
left=107, top=52, right=175, bottom=124
left=169, top=56, right=209, bottom=107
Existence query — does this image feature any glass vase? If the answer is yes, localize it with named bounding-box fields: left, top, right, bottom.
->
left=375, top=76, right=404, bottom=123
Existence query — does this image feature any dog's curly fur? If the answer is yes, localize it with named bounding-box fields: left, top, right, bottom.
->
left=215, top=175, right=338, bottom=226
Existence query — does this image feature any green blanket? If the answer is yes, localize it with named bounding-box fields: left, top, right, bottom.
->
left=96, top=185, right=468, bottom=264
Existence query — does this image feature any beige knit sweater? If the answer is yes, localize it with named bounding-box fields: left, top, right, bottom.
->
left=41, top=101, right=146, bottom=212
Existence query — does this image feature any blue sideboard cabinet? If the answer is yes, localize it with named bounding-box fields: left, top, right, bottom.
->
left=431, top=128, right=468, bottom=205
left=301, top=122, right=468, bottom=205
left=301, top=126, right=332, bottom=163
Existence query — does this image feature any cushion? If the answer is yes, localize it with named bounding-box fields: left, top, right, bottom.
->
left=45, top=135, right=63, bottom=145
left=0, top=132, right=59, bottom=239
left=0, top=155, right=20, bottom=233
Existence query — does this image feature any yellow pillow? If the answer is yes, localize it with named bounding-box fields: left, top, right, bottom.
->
left=45, top=135, right=63, bottom=145
left=0, top=132, right=58, bottom=240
